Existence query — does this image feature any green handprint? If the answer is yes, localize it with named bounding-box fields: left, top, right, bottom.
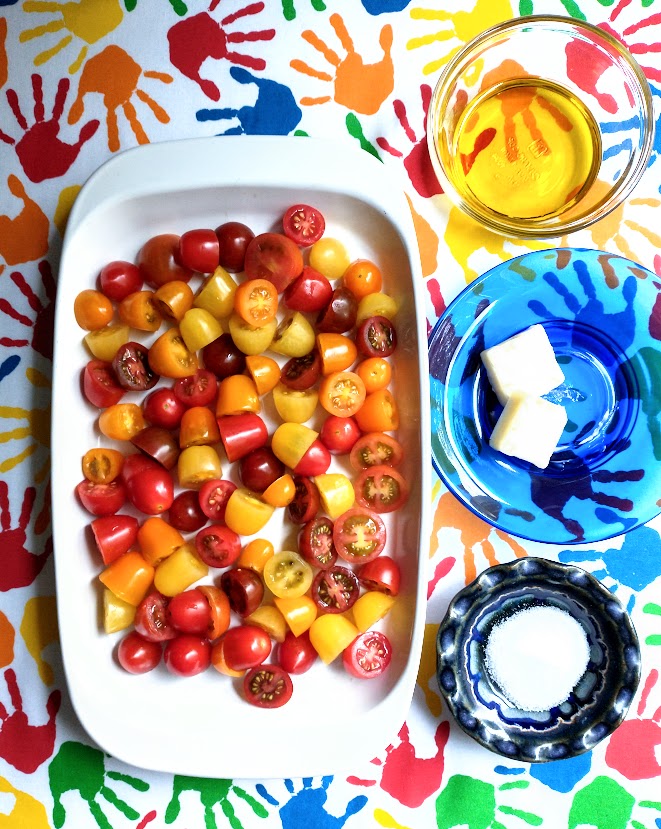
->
left=282, top=0, right=326, bottom=22
left=569, top=775, right=661, bottom=829
left=165, top=775, right=268, bottom=829
left=436, top=775, right=542, bottom=829
left=124, top=0, right=187, bottom=15
left=49, top=741, right=149, bottom=829
left=643, top=602, right=661, bottom=645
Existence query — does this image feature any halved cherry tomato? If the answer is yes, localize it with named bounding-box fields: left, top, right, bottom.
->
left=269, top=311, right=316, bottom=358
left=112, top=342, right=159, bottom=392
left=163, top=635, right=210, bottom=677
left=98, top=403, right=147, bottom=441
left=74, top=289, right=114, bottom=331
left=239, top=447, right=284, bottom=493
left=237, top=538, right=275, bottom=573
left=228, top=313, right=277, bottom=356
left=216, top=375, right=260, bottom=417
left=317, top=333, right=357, bottom=375
left=132, top=425, right=180, bottom=469
left=354, top=464, right=409, bottom=513
left=287, top=475, right=320, bottom=525
left=316, top=286, right=357, bottom=334
left=179, top=406, right=220, bottom=448
left=99, top=550, right=154, bottom=606
left=84, top=323, right=130, bottom=361
left=153, top=280, right=195, bottom=323
left=168, top=489, right=208, bottom=532
left=351, top=590, right=395, bottom=633
left=220, top=568, right=264, bottom=616
left=246, top=605, right=288, bottom=643
left=354, top=388, right=399, bottom=432
left=83, top=360, right=125, bottom=408
left=333, top=507, right=386, bottom=563
left=98, top=260, right=142, bottom=301
left=244, top=232, right=303, bottom=293
left=148, top=328, right=198, bottom=378
left=174, top=369, right=218, bottom=409
left=313, top=472, right=355, bottom=519
left=118, top=290, right=163, bottom=332
left=90, top=514, right=139, bottom=564
left=202, top=333, right=246, bottom=379
left=104, top=592, right=136, bottom=634
left=311, top=565, right=360, bottom=613
left=211, top=637, right=245, bottom=677
left=283, top=265, right=332, bottom=313
left=77, top=479, right=127, bottom=516
left=343, top=630, right=392, bottom=679
left=358, top=555, right=401, bottom=596
left=244, top=354, right=280, bottom=395
left=142, top=386, right=186, bottom=430
left=118, top=631, right=162, bottom=674
left=243, top=665, right=293, bottom=708
left=138, top=233, right=193, bottom=287
left=217, top=412, right=268, bottom=463
left=278, top=630, right=318, bottom=674
left=271, top=422, right=317, bottom=470
left=180, top=308, right=223, bottom=353
left=177, top=445, right=223, bottom=489
left=273, top=595, right=318, bottom=637
left=355, top=357, right=392, bottom=394
left=82, top=447, right=124, bottom=484
left=280, top=350, right=322, bottom=390
left=137, top=516, right=184, bottom=566
left=198, top=585, right=231, bottom=640
left=343, top=258, right=383, bottom=299
left=263, top=551, right=313, bottom=599
left=350, top=432, right=404, bottom=470
left=198, top=478, right=236, bottom=522
left=272, top=384, right=319, bottom=424
left=215, top=221, right=254, bottom=272
left=298, top=516, right=337, bottom=570
left=134, top=591, right=176, bottom=642
left=357, top=315, right=397, bottom=358
left=356, top=291, right=398, bottom=325
left=194, top=267, right=237, bottom=318
left=282, top=204, right=325, bottom=247
left=195, top=523, right=241, bottom=569
left=166, top=587, right=211, bottom=635
left=224, top=488, right=275, bottom=535
left=125, top=463, right=174, bottom=514
left=319, top=371, right=366, bottom=418
left=262, top=473, right=295, bottom=508
left=234, top=278, right=279, bottom=326
left=179, top=228, right=220, bottom=273
left=309, top=613, right=359, bottom=664
left=319, top=415, right=361, bottom=455
left=153, top=542, right=208, bottom=597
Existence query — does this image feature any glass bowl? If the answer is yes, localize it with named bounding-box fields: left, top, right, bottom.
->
left=426, top=15, right=655, bottom=238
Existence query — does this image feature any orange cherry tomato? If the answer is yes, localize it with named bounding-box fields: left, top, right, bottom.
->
left=215, top=375, right=260, bottom=417
left=179, top=406, right=221, bottom=448
left=198, top=585, right=231, bottom=640
left=234, top=278, right=279, bottom=326
left=244, top=354, right=281, bottom=395
left=99, top=551, right=155, bottom=606
left=237, top=538, right=275, bottom=572
left=273, top=595, right=318, bottom=637
left=319, top=371, right=366, bottom=418
left=81, top=447, right=124, bottom=484
left=355, top=356, right=392, bottom=393
left=262, top=473, right=296, bottom=507
left=118, top=290, right=163, bottom=332
left=211, top=637, right=245, bottom=677
left=74, top=289, right=114, bottom=331
left=137, top=516, right=185, bottom=566
left=316, top=333, right=358, bottom=375
left=342, top=258, right=383, bottom=299
left=354, top=388, right=399, bottom=432
left=148, top=328, right=199, bottom=378
left=153, top=280, right=195, bottom=322
left=98, top=403, right=147, bottom=441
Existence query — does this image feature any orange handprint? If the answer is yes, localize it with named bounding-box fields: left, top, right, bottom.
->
left=68, top=45, right=172, bottom=152
left=0, top=176, right=49, bottom=267
left=291, top=13, right=394, bottom=115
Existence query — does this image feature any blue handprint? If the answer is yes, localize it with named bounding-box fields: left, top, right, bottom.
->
left=256, top=777, right=367, bottom=828
left=0, top=355, right=20, bottom=383
left=361, top=0, right=412, bottom=12
left=495, top=754, right=592, bottom=794
left=196, top=66, right=301, bottom=135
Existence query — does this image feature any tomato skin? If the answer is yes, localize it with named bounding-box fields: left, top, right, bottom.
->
left=99, top=550, right=154, bottom=606
left=142, top=387, right=187, bottom=430
left=354, top=388, right=399, bottom=433
left=77, top=479, right=126, bottom=516
left=282, top=204, right=325, bottom=247
left=164, top=635, right=211, bottom=677
left=202, top=333, right=246, bottom=379
left=319, top=415, right=361, bottom=455
left=311, top=565, right=360, bottom=613
left=166, top=588, right=211, bottom=635
left=198, top=478, right=236, bottom=522
left=354, top=465, right=409, bottom=513
left=222, top=625, right=272, bottom=671
left=283, top=265, right=332, bottom=313
left=215, top=221, right=254, bottom=272
left=239, top=447, right=285, bottom=493
left=355, top=357, right=392, bottom=394
left=217, top=412, right=268, bottom=463
left=98, top=260, right=142, bottom=301
left=137, top=516, right=184, bottom=566
left=134, top=591, right=177, bottom=642
left=220, top=567, right=264, bottom=617
left=243, top=665, right=293, bottom=708
left=125, top=465, right=174, bottom=515
left=83, top=360, right=125, bottom=408
left=118, top=631, right=162, bottom=674
left=168, top=489, right=208, bottom=533
left=358, top=556, right=401, bottom=596
left=343, top=631, right=392, bottom=679
left=278, top=631, right=318, bottom=674
left=153, top=280, right=195, bottom=323
left=316, top=286, right=358, bottom=334
left=317, top=333, right=357, bottom=376
left=179, top=228, right=220, bottom=273
left=131, top=425, right=180, bottom=470
left=198, top=585, right=231, bottom=640
left=244, top=232, right=304, bottom=294
left=333, top=507, right=386, bottom=563
left=174, top=369, right=218, bottom=409
left=74, top=289, right=114, bottom=331
left=138, top=233, right=193, bottom=288
left=90, top=514, right=139, bottom=565
left=343, top=258, right=383, bottom=299
left=195, top=523, right=241, bottom=569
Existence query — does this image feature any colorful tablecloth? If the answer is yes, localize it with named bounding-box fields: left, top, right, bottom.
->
left=1, top=0, right=660, bottom=827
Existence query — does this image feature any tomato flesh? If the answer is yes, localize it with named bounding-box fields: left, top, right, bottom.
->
left=243, top=664, right=293, bottom=708
left=343, top=631, right=392, bottom=679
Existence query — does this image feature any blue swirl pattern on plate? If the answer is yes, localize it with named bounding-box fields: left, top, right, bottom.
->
left=436, top=558, right=641, bottom=762
left=428, top=247, right=661, bottom=544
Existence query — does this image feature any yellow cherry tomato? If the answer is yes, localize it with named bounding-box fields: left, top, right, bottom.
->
left=84, top=323, right=130, bottom=361
left=273, top=595, right=318, bottom=637
left=177, top=445, right=223, bottom=488
left=98, top=403, right=146, bottom=441
left=351, top=591, right=396, bottom=633
left=269, top=311, right=316, bottom=358
left=246, top=605, right=288, bottom=643
left=180, top=307, right=223, bottom=353
left=237, top=538, right=275, bottom=572
left=313, top=473, right=355, bottom=519
left=355, top=357, right=392, bottom=393
left=271, top=422, right=317, bottom=469
left=148, top=328, right=199, bottom=378
left=153, top=542, right=208, bottom=597
left=262, top=473, right=296, bottom=507
left=309, top=614, right=359, bottom=664
left=224, top=488, right=275, bottom=535
left=99, top=551, right=154, bottom=606
left=228, top=312, right=277, bottom=355
left=263, top=551, right=313, bottom=599
left=309, top=237, right=351, bottom=280
left=244, top=354, right=281, bottom=395
left=216, top=374, right=260, bottom=416
left=74, top=289, right=114, bottom=330
left=194, top=266, right=237, bottom=318
left=272, top=384, right=318, bottom=424
left=102, top=588, right=136, bottom=634
left=154, top=280, right=195, bottom=322
left=356, top=292, right=398, bottom=325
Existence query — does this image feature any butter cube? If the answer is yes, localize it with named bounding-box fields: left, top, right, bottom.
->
left=480, top=324, right=564, bottom=406
left=489, top=394, right=567, bottom=469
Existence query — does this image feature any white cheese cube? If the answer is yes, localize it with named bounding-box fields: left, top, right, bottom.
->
left=480, top=324, right=565, bottom=406
left=489, top=394, right=567, bottom=469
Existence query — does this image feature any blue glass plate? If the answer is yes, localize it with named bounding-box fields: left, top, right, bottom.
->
left=428, top=247, right=661, bottom=544
left=436, top=558, right=641, bottom=762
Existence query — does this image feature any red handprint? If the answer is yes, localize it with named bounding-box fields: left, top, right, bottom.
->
left=0, top=75, right=99, bottom=183
left=0, top=668, right=60, bottom=773
left=0, top=261, right=56, bottom=360
left=0, top=481, right=52, bottom=591
left=605, top=668, right=661, bottom=779
left=0, top=17, right=7, bottom=89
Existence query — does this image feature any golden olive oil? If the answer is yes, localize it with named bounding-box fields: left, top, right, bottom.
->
left=445, top=78, right=602, bottom=221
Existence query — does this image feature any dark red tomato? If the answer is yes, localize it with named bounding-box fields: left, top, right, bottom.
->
left=137, top=233, right=193, bottom=288
left=333, top=507, right=386, bottom=563
left=168, top=489, right=208, bottom=532
left=350, top=432, right=404, bottom=470
left=198, top=478, right=236, bottom=522
left=287, top=475, right=320, bottom=524
left=98, top=260, right=143, bottom=302
left=76, top=479, right=126, bottom=516
left=320, top=415, right=361, bottom=455
left=134, top=591, right=177, bottom=642
left=90, top=514, right=139, bottom=565
left=282, top=204, right=325, bottom=247
left=166, top=588, right=211, bottom=635
left=217, top=412, right=268, bottom=463
left=311, top=565, right=360, bottom=613
left=278, top=631, right=317, bottom=675
left=112, top=341, right=159, bottom=392
left=355, top=465, right=409, bottom=513
left=357, top=315, right=397, bottom=358
left=131, top=426, right=180, bottom=470
left=83, top=360, right=125, bottom=408
left=298, top=516, right=337, bottom=569
left=215, top=221, right=254, bottom=272
left=244, top=232, right=304, bottom=294
left=202, top=333, right=246, bottom=379
left=142, top=386, right=186, bottom=430
left=195, top=523, right=241, bottom=569
left=283, top=265, right=332, bottom=313
left=358, top=556, right=401, bottom=596
left=316, top=287, right=358, bottom=334
left=174, top=369, right=218, bottom=408
left=164, top=635, right=211, bottom=677
left=343, top=631, right=392, bottom=679
left=243, top=664, right=293, bottom=708
left=222, top=624, right=271, bottom=671
left=178, top=228, right=220, bottom=273
left=125, top=466, right=174, bottom=515
left=239, top=447, right=285, bottom=493
left=117, top=631, right=162, bottom=674
left=293, top=439, right=331, bottom=477
left=220, top=567, right=264, bottom=617
left=280, top=350, right=322, bottom=391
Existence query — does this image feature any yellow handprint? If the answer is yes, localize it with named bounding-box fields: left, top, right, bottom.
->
left=0, top=777, right=51, bottom=829
left=291, top=13, right=394, bottom=115
left=21, top=596, right=59, bottom=686
left=0, top=367, right=51, bottom=483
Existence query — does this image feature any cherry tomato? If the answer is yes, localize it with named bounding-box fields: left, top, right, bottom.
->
left=228, top=313, right=277, bottom=355
left=244, top=354, right=280, bottom=396
left=354, top=388, right=399, bottom=432
left=224, top=488, right=275, bottom=535
left=316, top=286, right=358, bottom=334
left=280, top=350, right=322, bottom=391
left=138, top=233, right=193, bottom=288
left=142, top=386, right=186, bottom=430
left=218, top=412, right=268, bottom=463
left=112, top=342, right=158, bottom=392
left=179, top=406, right=220, bottom=448
left=118, top=631, right=162, bottom=674
left=83, top=360, right=125, bottom=408
left=354, top=465, right=409, bottom=513
left=82, top=447, right=124, bottom=484
left=314, top=472, right=355, bottom=519
left=358, top=555, right=401, bottom=596
left=164, top=635, right=211, bottom=677
left=166, top=588, right=211, bottom=635
left=272, top=384, right=319, bottom=424
left=194, top=267, right=238, bottom=318
left=237, top=538, right=275, bottom=572
left=357, top=315, right=397, bottom=358
left=220, top=567, right=264, bottom=616
left=278, top=630, right=318, bottom=675
left=246, top=605, right=288, bottom=644
left=180, top=308, right=223, bottom=353
left=350, top=432, right=403, bottom=469
left=215, top=374, right=260, bottom=417
left=215, top=221, right=254, bottom=272
left=355, top=356, right=392, bottom=394
left=198, top=585, right=231, bottom=640
left=174, top=369, right=218, bottom=408
left=76, top=479, right=126, bottom=516
left=239, top=447, right=284, bottom=493
left=298, top=516, right=337, bottom=570
left=319, top=415, right=361, bottom=455
left=148, top=328, right=199, bottom=379
left=351, top=590, right=395, bottom=632
left=198, top=478, right=236, bottom=522
left=74, top=289, right=114, bottom=331
left=319, top=371, right=366, bottom=418
left=131, top=425, right=180, bottom=469
left=356, top=291, right=398, bottom=325
left=222, top=625, right=272, bottom=671
left=90, top=514, right=139, bottom=565
left=137, top=516, right=184, bottom=566
left=333, top=507, right=386, bottom=563
left=270, top=311, right=316, bottom=358
left=84, top=323, right=130, bottom=362
left=309, top=237, right=350, bottom=280
left=311, top=565, right=360, bottom=613
left=282, top=203, right=325, bottom=247
left=99, top=550, right=154, bottom=606
left=343, top=631, right=392, bottom=679
left=234, top=278, right=279, bottom=326
left=273, top=595, right=318, bottom=637
left=263, top=551, right=313, bottom=599
left=287, top=476, right=320, bottom=525
left=98, top=260, right=142, bottom=301
left=118, top=290, right=163, bottom=332
left=120, top=453, right=159, bottom=485
left=125, top=464, right=174, bottom=515
left=153, top=542, right=208, bottom=597
left=262, top=473, right=295, bottom=508
left=202, top=333, right=246, bottom=379
left=98, top=402, right=147, bottom=441
left=343, top=258, right=383, bottom=299
left=178, top=228, right=220, bottom=273
left=177, top=445, right=223, bottom=488
left=283, top=265, right=332, bottom=313
left=316, top=333, right=357, bottom=375
left=153, top=280, right=195, bottom=323
left=168, top=489, right=208, bottom=532
left=244, top=232, right=303, bottom=293
left=309, top=613, right=359, bottom=664
left=243, top=665, right=293, bottom=708
left=195, top=523, right=241, bottom=568
left=134, top=591, right=177, bottom=642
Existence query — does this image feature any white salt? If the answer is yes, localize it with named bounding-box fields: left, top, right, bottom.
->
left=484, top=604, right=590, bottom=712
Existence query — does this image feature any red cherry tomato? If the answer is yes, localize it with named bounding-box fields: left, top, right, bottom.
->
left=287, top=475, right=320, bottom=524
left=134, top=591, right=177, bottom=642
left=131, top=426, right=180, bottom=470
left=316, top=286, right=358, bottom=334
left=283, top=265, right=332, bottom=313
left=220, top=567, right=264, bottom=617
left=244, top=232, right=303, bottom=294
left=215, top=221, right=254, bottom=272
left=350, top=432, right=404, bottom=470
left=90, top=514, right=139, bottom=565
left=221, top=625, right=272, bottom=671
left=356, top=315, right=397, bottom=358
left=168, top=489, right=208, bottom=532
left=217, top=412, right=268, bottom=463
left=125, top=465, right=174, bottom=515
left=83, top=360, right=125, bottom=408
left=278, top=631, right=318, bottom=675
left=166, top=588, right=212, bottom=635
left=311, top=565, right=360, bottom=613
left=282, top=204, right=325, bottom=247
left=76, top=479, right=126, bottom=516
left=243, top=664, right=293, bottom=708
left=137, top=233, right=193, bottom=288
left=280, top=350, right=322, bottom=391
left=333, top=507, right=386, bottom=564
left=178, top=228, right=220, bottom=273
left=354, top=465, right=409, bottom=513
left=358, top=556, right=401, bottom=596
left=343, top=631, right=392, bottom=679
left=239, top=447, right=285, bottom=493
left=164, top=635, right=211, bottom=677
left=298, top=516, right=337, bottom=570
left=142, top=386, right=187, bottom=430
left=98, top=260, right=142, bottom=301
left=293, top=439, right=331, bottom=477
left=198, top=478, right=236, bottom=522
left=202, top=333, right=247, bottom=379
left=117, top=631, right=162, bottom=674
left=194, top=523, right=241, bottom=568
left=319, top=415, right=361, bottom=454
left=174, top=369, right=218, bottom=408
